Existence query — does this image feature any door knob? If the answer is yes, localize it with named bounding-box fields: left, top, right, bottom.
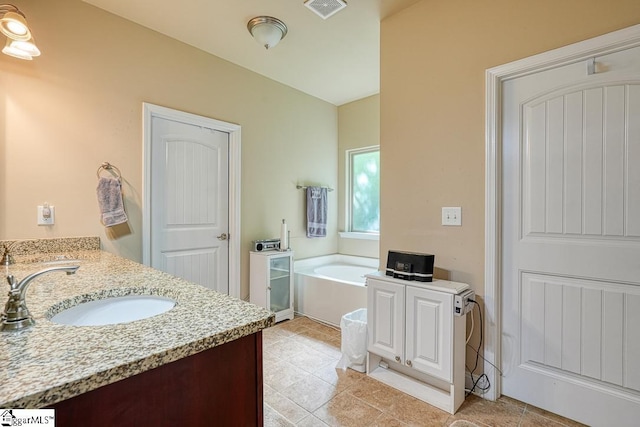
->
left=395, top=356, right=401, bottom=362
left=406, top=360, right=412, bottom=367
left=217, top=233, right=228, bottom=241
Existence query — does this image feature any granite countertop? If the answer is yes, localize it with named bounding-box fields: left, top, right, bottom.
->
left=0, top=250, right=274, bottom=408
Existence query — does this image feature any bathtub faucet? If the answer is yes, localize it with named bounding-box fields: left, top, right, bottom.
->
left=1, top=265, right=80, bottom=332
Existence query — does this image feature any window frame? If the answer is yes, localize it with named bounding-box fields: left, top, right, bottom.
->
left=345, top=145, right=380, bottom=237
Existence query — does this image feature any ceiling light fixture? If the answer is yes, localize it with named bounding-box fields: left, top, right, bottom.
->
left=247, top=16, right=287, bottom=50
left=0, top=4, right=40, bottom=60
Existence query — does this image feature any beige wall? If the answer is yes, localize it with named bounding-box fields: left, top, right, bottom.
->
left=0, top=0, right=338, bottom=299
left=337, top=94, right=380, bottom=259
left=380, top=0, right=640, bottom=293
left=6, top=1, right=637, bottom=306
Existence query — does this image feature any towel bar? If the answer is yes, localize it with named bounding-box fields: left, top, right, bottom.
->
left=296, top=185, right=334, bottom=192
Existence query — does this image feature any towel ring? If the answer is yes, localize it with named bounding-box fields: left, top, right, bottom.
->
left=96, top=162, right=122, bottom=180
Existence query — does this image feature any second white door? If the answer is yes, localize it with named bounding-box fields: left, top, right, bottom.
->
left=501, top=43, right=640, bottom=426
left=150, top=114, right=229, bottom=294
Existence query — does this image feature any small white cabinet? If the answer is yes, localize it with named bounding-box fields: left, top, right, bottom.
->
left=406, top=285, right=453, bottom=381
left=367, top=279, right=405, bottom=363
left=366, top=272, right=468, bottom=414
left=250, top=251, right=294, bottom=322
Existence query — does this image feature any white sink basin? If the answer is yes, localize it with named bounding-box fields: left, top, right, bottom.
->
left=51, top=295, right=176, bottom=326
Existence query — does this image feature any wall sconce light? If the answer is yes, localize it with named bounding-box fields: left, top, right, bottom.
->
left=0, top=4, right=40, bottom=60
left=247, top=16, right=287, bottom=50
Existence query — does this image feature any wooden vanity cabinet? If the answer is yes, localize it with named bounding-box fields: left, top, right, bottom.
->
left=52, top=332, right=264, bottom=427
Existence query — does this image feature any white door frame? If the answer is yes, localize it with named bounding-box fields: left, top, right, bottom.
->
left=484, top=24, right=640, bottom=401
left=142, top=103, right=242, bottom=299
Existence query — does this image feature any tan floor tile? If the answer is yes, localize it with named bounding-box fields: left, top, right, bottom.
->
left=369, top=413, right=408, bottom=426
left=298, top=327, right=339, bottom=344
left=264, top=386, right=311, bottom=424
left=444, top=419, right=489, bottom=427
left=264, top=317, right=581, bottom=427
left=263, top=348, right=281, bottom=366
left=264, top=360, right=313, bottom=392
left=312, top=342, right=344, bottom=360
left=272, top=319, right=312, bottom=335
left=264, top=330, right=288, bottom=347
left=519, top=411, right=570, bottom=427
left=448, top=395, right=523, bottom=427
left=292, top=334, right=343, bottom=359
left=496, top=395, right=526, bottom=410
left=344, top=375, right=406, bottom=412
left=294, top=316, right=328, bottom=328
left=265, top=326, right=292, bottom=339
left=281, top=375, right=340, bottom=412
left=289, top=347, right=339, bottom=373
left=264, top=383, right=278, bottom=398
left=264, top=403, right=296, bottom=427
left=310, top=322, right=341, bottom=337
left=325, top=336, right=343, bottom=350
left=313, top=391, right=382, bottom=427
left=384, top=394, right=450, bottom=426
left=523, top=406, right=587, bottom=427
left=289, top=333, right=319, bottom=347
left=296, top=414, right=330, bottom=427
left=312, top=362, right=365, bottom=392
left=266, top=337, right=310, bottom=359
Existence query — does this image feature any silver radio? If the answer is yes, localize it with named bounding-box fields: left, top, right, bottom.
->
left=253, top=239, right=280, bottom=251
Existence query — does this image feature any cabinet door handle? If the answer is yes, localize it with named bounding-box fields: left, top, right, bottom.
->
left=406, top=360, right=412, bottom=367
left=217, top=233, right=228, bottom=241
left=395, top=356, right=401, bottom=362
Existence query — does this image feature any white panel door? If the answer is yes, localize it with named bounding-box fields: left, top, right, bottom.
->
left=367, top=278, right=405, bottom=362
left=502, top=45, right=640, bottom=426
left=405, top=286, right=452, bottom=382
left=150, top=116, right=229, bottom=293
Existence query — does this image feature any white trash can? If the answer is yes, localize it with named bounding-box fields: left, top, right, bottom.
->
left=336, top=308, right=367, bottom=372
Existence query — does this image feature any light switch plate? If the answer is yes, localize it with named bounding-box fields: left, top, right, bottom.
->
left=442, top=207, right=461, bottom=226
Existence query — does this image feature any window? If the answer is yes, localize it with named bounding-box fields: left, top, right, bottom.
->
left=347, top=146, right=380, bottom=234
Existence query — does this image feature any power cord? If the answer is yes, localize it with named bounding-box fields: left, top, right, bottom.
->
left=465, top=299, right=474, bottom=345
left=465, top=300, right=492, bottom=397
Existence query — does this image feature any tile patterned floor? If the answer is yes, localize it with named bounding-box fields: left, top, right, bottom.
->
left=262, top=316, right=585, bottom=427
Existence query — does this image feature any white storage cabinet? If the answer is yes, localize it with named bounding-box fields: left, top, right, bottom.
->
left=366, top=272, right=468, bottom=414
left=250, top=251, right=294, bottom=322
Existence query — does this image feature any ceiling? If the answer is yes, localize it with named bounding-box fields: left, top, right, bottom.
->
left=82, top=0, right=421, bottom=106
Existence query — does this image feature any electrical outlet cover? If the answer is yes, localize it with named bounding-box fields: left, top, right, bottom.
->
left=37, top=205, right=55, bottom=226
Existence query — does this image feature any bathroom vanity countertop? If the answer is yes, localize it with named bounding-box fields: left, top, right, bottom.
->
left=0, top=250, right=274, bottom=408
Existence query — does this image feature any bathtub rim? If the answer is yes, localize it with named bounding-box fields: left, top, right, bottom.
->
left=313, top=264, right=378, bottom=285
left=294, top=254, right=379, bottom=271
left=294, top=254, right=379, bottom=287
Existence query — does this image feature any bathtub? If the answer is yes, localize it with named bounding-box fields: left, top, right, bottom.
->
left=294, top=254, right=379, bottom=327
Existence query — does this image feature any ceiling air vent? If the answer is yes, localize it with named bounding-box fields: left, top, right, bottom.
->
left=304, top=0, right=347, bottom=20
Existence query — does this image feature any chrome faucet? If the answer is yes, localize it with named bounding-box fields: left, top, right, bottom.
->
left=1, top=265, right=80, bottom=331
left=1, top=242, right=16, bottom=266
